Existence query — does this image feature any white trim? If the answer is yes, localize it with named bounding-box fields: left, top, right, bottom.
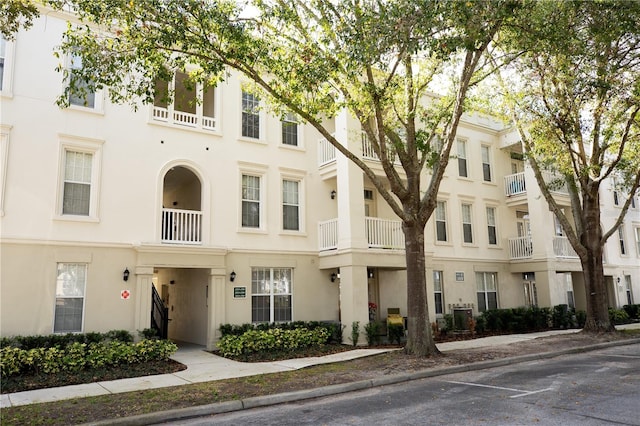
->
left=54, top=134, right=104, bottom=222
left=0, top=35, right=16, bottom=98
left=280, top=170, right=305, bottom=234
left=239, top=163, right=268, bottom=232
left=0, top=125, right=11, bottom=216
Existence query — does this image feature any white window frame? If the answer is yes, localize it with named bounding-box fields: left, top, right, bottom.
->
left=435, top=200, right=448, bottom=242
left=55, top=135, right=104, bottom=222
left=238, top=163, right=267, bottom=232
left=64, top=50, right=104, bottom=113
left=241, top=90, right=262, bottom=141
left=0, top=125, right=10, bottom=216
left=54, top=263, right=87, bottom=333
left=281, top=112, right=300, bottom=147
left=251, top=267, right=293, bottom=323
left=281, top=170, right=305, bottom=233
left=481, top=145, right=492, bottom=182
left=618, top=226, right=627, bottom=256
left=476, top=272, right=498, bottom=312
left=461, top=203, right=474, bottom=244
left=457, top=139, right=468, bottom=178
left=433, top=270, right=444, bottom=315
left=486, top=206, right=498, bottom=246
left=0, top=35, right=16, bottom=97
left=625, top=275, right=634, bottom=305
left=635, top=226, right=640, bottom=256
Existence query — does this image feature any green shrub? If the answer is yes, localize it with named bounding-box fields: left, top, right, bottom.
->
left=609, top=308, right=630, bottom=325
left=217, top=327, right=329, bottom=358
left=473, top=315, right=487, bottom=334
left=0, top=339, right=177, bottom=377
left=388, top=324, right=404, bottom=345
left=623, top=304, right=640, bottom=320
left=364, top=321, right=381, bottom=346
left=138, top=328, right=159, bottom=340
left=575, top=310, right=587, bottom=328
left=350, top=321, right=360, bottom=347
left=442, top=314, right=454, bottom=332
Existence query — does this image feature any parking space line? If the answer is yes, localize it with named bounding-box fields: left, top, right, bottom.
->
left=442, top=380, right=553, bottom=399
left=443, top=380, right=523, bottom=393
left=510, top=388, right=553, bottom=399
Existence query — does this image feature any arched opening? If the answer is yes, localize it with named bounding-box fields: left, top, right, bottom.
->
left=161, top=166, right=202, bottom=244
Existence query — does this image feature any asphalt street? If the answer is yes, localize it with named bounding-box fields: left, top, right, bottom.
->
left=162, top=343, right=640, bottom=426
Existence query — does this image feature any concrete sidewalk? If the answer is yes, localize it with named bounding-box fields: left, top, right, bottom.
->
left=1, top=324, right=638, bottom=409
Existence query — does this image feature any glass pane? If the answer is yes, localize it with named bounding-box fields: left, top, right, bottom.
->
left=481, top=146, right=490, bottom=163
left=476, top=272, right=485, bottom=291
left=273, top=295, right=292, bottom=321
left=56, top=263, right=86, bottom=297
left=436, top=221, right=447, bottom=241
left=486, top=273, right=497, bottom=290
left=463, top=223, right=473, bottom=243
left=458, top=158, right=467, bottom=177
left=273, top=268, right=292, bottom=294
left=283, top=180, right=298, bottom=204
left=283, top=205, right=299, bottom=230
left=488, top=226, right=497, bottom=245
left=65, top=151, right=92, bottom=183
left=54, top=298, right=83, bottom=333
left=153, top=78, right=169, bottom=108
left=434, top=293, right=443, bottom=314
left=282, top=114, right=298, bottom=146
left=63, top=182, right=90, bottom=215
left=433, top=271, right=442, bottom=292
left=462, top=204, right=471, bottom=222
left=477, top=293, right=487, bottom=312
left=251, top=295, right=270, bottom=323
left=242, top=200, right=260, bottom=227
left=483, top=163, right=491, bottom=181
left=487, top=292, right=497, bottom=310
left=242, top=175, right=260, bottom=201
left=251, top=268, right=270, bottom=294
left=436, top=202, right=446, bottom=220
left=486, top=207, right=495, bottom=225
left=203, top=84, right=215, bottom=118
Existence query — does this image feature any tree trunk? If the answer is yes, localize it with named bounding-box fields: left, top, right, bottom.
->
left=580, top=192, right=615, bottom=333
left=403, top=222, right=440, bottom=356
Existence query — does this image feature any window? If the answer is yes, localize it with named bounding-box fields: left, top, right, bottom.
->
left=252, top=267, right=292, bottom=323
left=62, top=150, right=92, bottom=216
left=481, top=145, right=492, bottom=182
left=67, top=51, right=96, bottom=108
left=0, top=36, right=6, bottom=91
left=242, top=91, right=260, bottom=139
left=282, top=112, right=298, bottom=146
left=476, top=272, right=498, bottom=312
left=436, top=201, right=448, bottom=242
left=457, top=139, right=467, bottom=177
left=554, top=214, right=564, bottom=236
left=486, top=207, right=497, bottom=245
left=618, top=226, right=627, bottom=255
left=612, top=178, right=620, bottom=206
left=433, top=270, right=444, bottom=315
left=635, top=227, right=640, bottom=255
left=241, top=174, right=261, bottom=228
left=54, top=263, right=87, bottom=333
left=461, top=203, right=473, bottom=244
left=0, top=127, right=9, bottom=216
left=152, top=71, right=217, bottom=130
left=562, top=273, right=575, bottom=309
left=523, top=281, right=538, bottom=307
left=625, top=275, right=634, bottom=305
left=282, top=179, right=299, bottom=231
left=631, top=195, right=636, bottom=209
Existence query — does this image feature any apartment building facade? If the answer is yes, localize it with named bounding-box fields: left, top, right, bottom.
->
left=1, top=11, right=638, bottom=349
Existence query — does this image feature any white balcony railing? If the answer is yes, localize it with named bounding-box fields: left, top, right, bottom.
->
left=542, top=171, right=569, bottom=194
left=553, top=236, right=579, bottom=258
left=318, top=218, right=338, bottom=250
left=504, top=172, right=526, bottom=196
left=366, top=217, right=405, bottom=249
left=318, top=136, right=336, bottom=166
left=318, top=217, right=405, bottom=251
left=152, top=106, right=216, bottom=131
left=508, top=236, right=533, bottom=259
left=361, top=133, right=399, bottom=164
left=162, top=208, right=202, bottom=244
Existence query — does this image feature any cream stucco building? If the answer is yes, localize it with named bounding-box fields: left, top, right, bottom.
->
left=1, top=11, right=639, bottom=349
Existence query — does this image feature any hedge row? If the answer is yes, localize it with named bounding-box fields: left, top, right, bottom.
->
left=0, top=339, right=177, bottom=377
left=0, top=329, right=134, bottom=350
left=622, top=304, right=640, bottom=321
left=219, top=320, right=343, bottom=344
left=217, top=327, right=329, bottom=358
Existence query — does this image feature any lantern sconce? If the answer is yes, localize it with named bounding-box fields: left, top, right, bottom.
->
left=330, top=190, right=336, bottom=199
left=230, top=271, right=237, bottom=282
left=330, top=272, right=337, bottom=282
left=123, top=268, right=130, bottom=282
left=367, top=268, right=374, bottom=279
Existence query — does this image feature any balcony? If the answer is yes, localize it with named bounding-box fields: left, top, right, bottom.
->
left=318, top=217, right=405, bottom=251
left=504, top=171, right=568, bottom=198
left=509, top=236, right=533, bottom=259
left=152, top=106, right=216, bottom=131
left=161, top=208, right=202, bottom=244
left=553, top=236, right=579, bottom=258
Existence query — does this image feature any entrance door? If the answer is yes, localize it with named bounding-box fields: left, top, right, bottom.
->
left=523, top=281, right=538, bottom=307
left=367, top=269, right=379, bottom=321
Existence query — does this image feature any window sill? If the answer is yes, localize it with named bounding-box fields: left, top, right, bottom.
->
left=66, top=104, right=105, bottom=116
left=238, top=227, right=268, bottom=235
left=279, top=230, right=307, bottom=237
left=279, top=143, right=305, bottom=152
left=53, top=214, right=100, bottom=223
left=238, top=136, right=267, bottom=145
left=148, top=119, right=222, bottom=137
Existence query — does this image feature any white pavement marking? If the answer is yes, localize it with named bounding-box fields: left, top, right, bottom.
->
left=442, top=380, right=552, bottom=399
left=603, top=354, right=640, bottom=359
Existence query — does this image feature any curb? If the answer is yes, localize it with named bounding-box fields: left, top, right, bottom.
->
left=91, top=338, right=640, bottom=425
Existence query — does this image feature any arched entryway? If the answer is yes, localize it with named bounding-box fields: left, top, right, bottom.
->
left=161, top=166, right=202, bottom=244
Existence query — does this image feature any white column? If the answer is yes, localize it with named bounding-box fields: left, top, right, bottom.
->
left=207, top=268, right=226, bottom=351
left=134, top=266, right=154, bottom=337
left=335, top=110, right=367, bottom=250
left=339, top=265, right=369, bottom=346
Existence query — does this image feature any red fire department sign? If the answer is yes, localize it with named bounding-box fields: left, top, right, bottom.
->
left=120, top=290, right=131, bottom=300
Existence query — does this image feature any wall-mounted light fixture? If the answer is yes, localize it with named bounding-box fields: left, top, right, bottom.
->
left=230, top=271, right=237, bottom=282
left=123, top=268, right=130, bottom=282
left=330, top=272, right=337, bottom=282
left=367, top=268, right=374, bottom=279
left=330, top=190, right=336, bottom=199
left=617, top=277, right=621, bottom=284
